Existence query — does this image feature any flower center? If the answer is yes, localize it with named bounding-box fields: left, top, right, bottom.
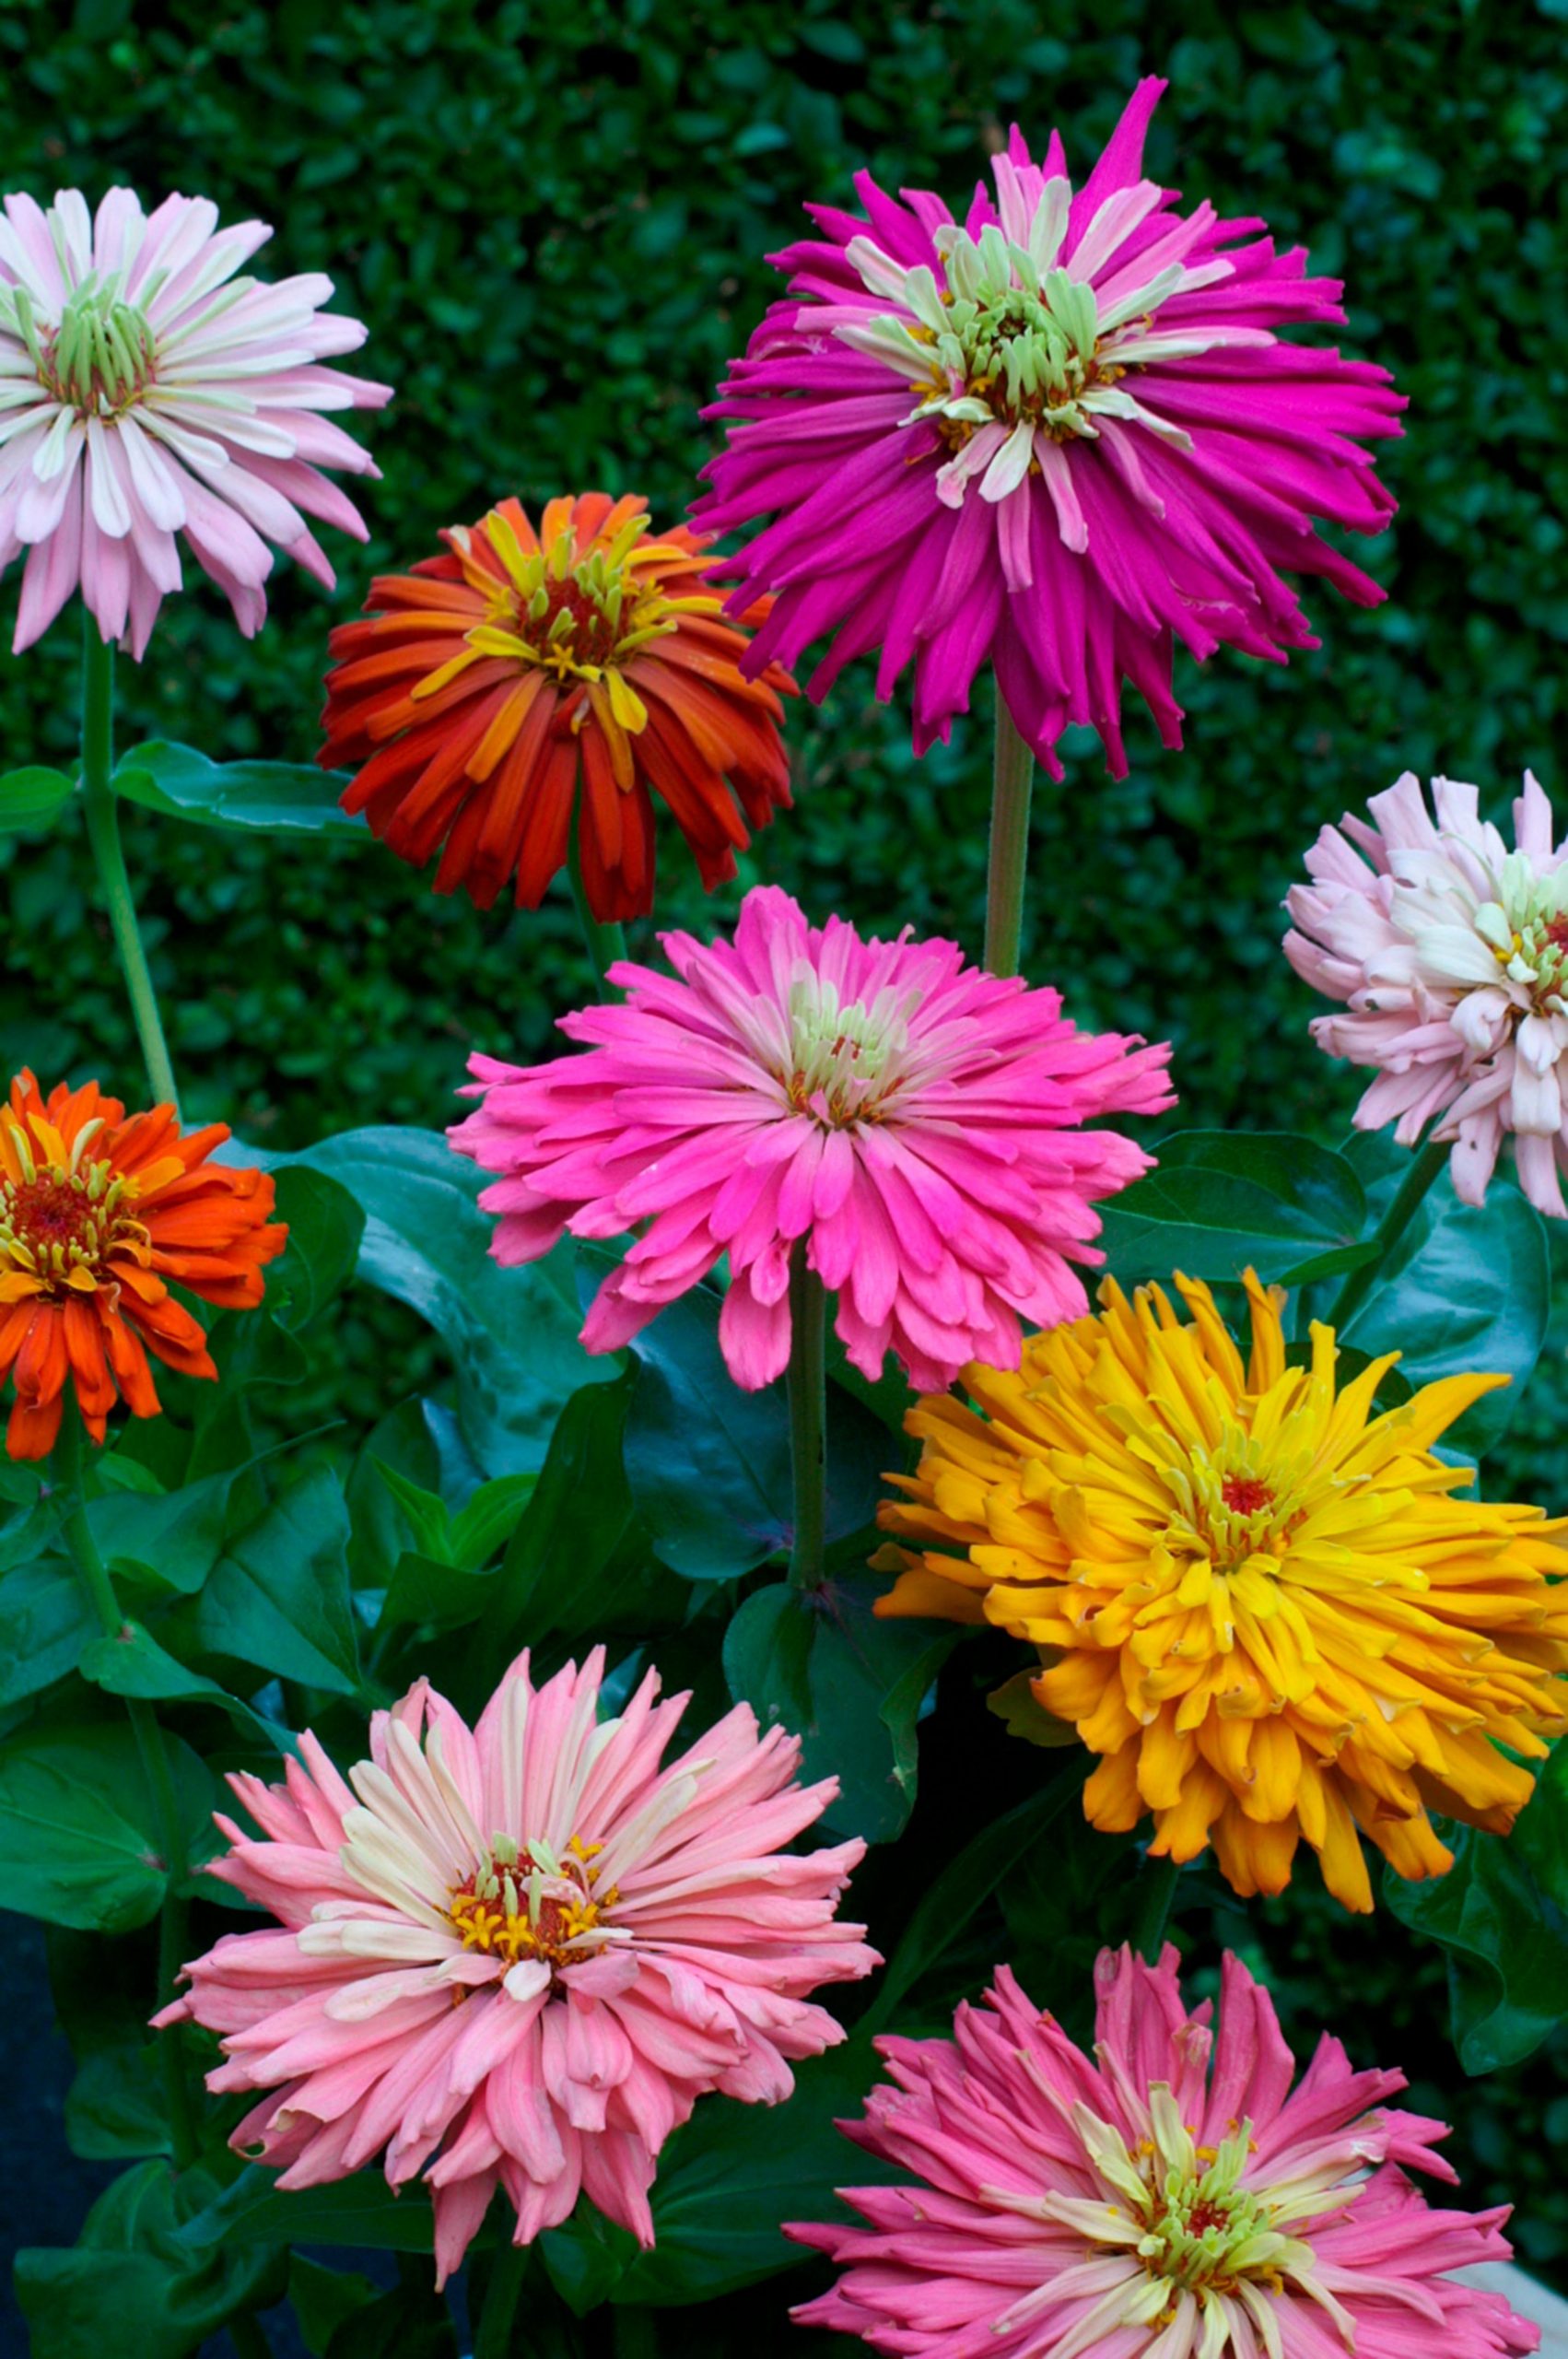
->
left=445, top=1833, right=616, bottom=1972
left=783, top=973, right=914, bottom=1127
left=1135, top=2139, right=1285, bottom=2302
left=0, top=1120, right=145, bottom=1295
left=1, top=272, right=158, bottom=417
left=1476, top=863, right=1568, bottom=1014
left=1158, top=1430, right=1305, bottom=1579
left=443, top=507, right=720, bottom=724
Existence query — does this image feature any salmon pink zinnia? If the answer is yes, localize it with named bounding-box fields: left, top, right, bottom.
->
left=0, top=187, right=389, bottom=655
left=699, top=78, right=1403, bottom=779
left=158, top=1649, right=875, bottom=2283
left=1286, top=769, right=1568, bottom=1216
left=449, top=885, right=1173, bottom=1393
left=791, top=1944, right=1539, bottom=2359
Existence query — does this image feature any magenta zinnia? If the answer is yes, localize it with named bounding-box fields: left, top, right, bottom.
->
left=792, top=1944, right=1538, bottom=2359
left=0, top=187, right=389, bottom=655
left=450, top=884, right=1173, bottom=1392
left=1286, top=768, right=1568, bottom=1216
left=698, top=78, right=1403, bottom=778
left=158, top=1649, right=874, bottom=2283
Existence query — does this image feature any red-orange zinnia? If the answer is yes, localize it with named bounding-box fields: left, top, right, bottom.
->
left=0, top=1072, right=286, bottom=1460
left=319, top=491, right=798, bottom=921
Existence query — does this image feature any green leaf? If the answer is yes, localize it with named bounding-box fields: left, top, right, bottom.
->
left=0, top=1556, right=97, bottom=1704
left=612, top=1262, right=888, bottom=1581
left=79, top=1619, right=286, bottom=1747
left=267, top=1166, right=365, bottom=1332
left=544, top=2041, right=893, bottom=2311
left=287, top=2258, right=384, bottom=2359
left=290, top=1128, right=614, bottom=1474
left=88, top=1468, right=236, bottom=1597
left=380, top=1549, right=497, bottom=1634
left=114, top=739, right=369, bottom=837
left=1385, top=1743, right=1568, bottom=2072
left=323, top=2282, right=459, bottom=2359
left=185, top=1461, right=359, bottom=1692
left=0, top=765, right=74, bottom=832
left=1099, top=1129, right=1368, bottom=1286
left=1336, top=1158, right=1550, bottom=1453
left=721, top=1576, right=954, bottom=1843
left=177, top=2164, right=437, bottom=2255
left=16, top=2159, right=287, bottom=2359
left=64, top=2044, right=171, bottom=2162
left=0, top=1720, right=217, bottom=1931
left=863, top=1772, right=1085, bottom=2034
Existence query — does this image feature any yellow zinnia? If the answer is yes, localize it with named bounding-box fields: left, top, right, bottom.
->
left=875, top=1269, right=1568, bottom=1911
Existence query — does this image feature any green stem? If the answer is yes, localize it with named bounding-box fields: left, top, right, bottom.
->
left=52, top=1415, right=199, bottom=2169
left=1131, top=1853, right=1182, bottom=1964
left=228, top=2314, right=273, bottom=2359
left=982, top=696, right=1036, bottom=980
left=567, top=804, right=628, bottom=998
left=78, top=611, right=179, bottom=1109
left=1328, top=1137, right=1448, bottom=1333
left=474, top=2237, right=529, bottom=2359
left=786, top=1244, right=827, bottom=1591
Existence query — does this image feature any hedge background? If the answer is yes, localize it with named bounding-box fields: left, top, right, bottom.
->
left=1, top=0, right=1566, bottom=2333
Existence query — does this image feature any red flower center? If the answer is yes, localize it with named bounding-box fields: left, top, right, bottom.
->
left=1545, top=915, right=1568, bottom=956
left=524, top=576, right=622, bottom=671
left=1221, top=1475, right=1275, bottom=1519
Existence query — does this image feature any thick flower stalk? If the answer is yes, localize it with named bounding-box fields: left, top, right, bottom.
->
left=1286, top=768, right=1568, bottom=1216
left=698, top=78, right=1402, bottom=778
left=0, top=1070, right=284, bottom=1458
left=877, top=1269, right=1568, bottom=1910
left=0, top=186, right=389, bottom=654
left=450, top=884, right=1172, bottom=1393
left=158, top=1649, right=875, bottom=2284
left=320, top=492, right=796, bottom=921
left=791, top=1944, right=1539, bottom=2358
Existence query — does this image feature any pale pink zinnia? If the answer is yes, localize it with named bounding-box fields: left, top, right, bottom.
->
left=156, top=1649, right=875, bottom=2283
left=791, top=1944, right=1538, bottom=2359
left=449, top=883, right=1174, bottom=1392
left=698, top=77, right=1403, bottom=779
left=1285, top=769, right=1568, bottom=1216
left=0, top=187, right=390, bottom=655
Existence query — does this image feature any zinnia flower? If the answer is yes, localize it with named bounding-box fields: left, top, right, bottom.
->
left=0, top=1070, right=284, bottom=1459
left=1285, top=768, right=1568, bottom=1217
left=449, top=884, right=1173, bottom=1392
left=877, top=1269, right=1568, bottom=1911
left=0, top=186, right=389, bottom=656
left=791, top=1943, right=1539, bottom=2358
left=158, top=1648, right=875, bottom=2283
left=698, top=77, right=1403, bottom=778
left=319, top=492, right=796, bottom=921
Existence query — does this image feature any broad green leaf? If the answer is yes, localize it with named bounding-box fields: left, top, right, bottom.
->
left=323, top=2282, right=460, bottom=2359
left=79, top=1619, right=286, bottom=1747
left=544, top=2041, right=894, bottom=2312
left=0, top=1720, right=218, bottom=1932
left=64, top=2045, right=171, bottom=2162
left=0, top=765, right=74, bottom=832
left=114, top=738, right=369, bottom=837
left=176, top=2163, right=437, bottom=2255
left=17, top=2158, right=287, bottom=2359
left=268, top=1166, right=365, bottom=1331
left=87, top=1471, right=235, bottom=1596
left=1335, top=1154, right=1550, bottom=1454
left=287, top=2258, right=384, bottom=2359
left=291, top=1128, right=613, bottom=1474
left=1099, top=1129, right=1367, bottom=1286
left=185, top=1461, right=359, bottom=1692
left=380, top=1549, right=497, bottom=1634
left=609, top=1259, right=889, bottom=1581
left=0, top=1557, right=96, bottom=1703
left=721, top=1576, right=954, bottom=1843
left=1385, top=1743, right=1568, bottom=2073
left=467, top=1374, right=685, bottom=1670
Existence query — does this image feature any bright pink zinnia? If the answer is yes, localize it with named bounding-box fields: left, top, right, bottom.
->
left=157, top=1649, right=875, bottom=2283
left=697, top=78, right=1403, bottom=779
left=0, top=187, right=390, bottom=656
left=449, top=884, right=1173, bottom=1392
left=1285, top=769, right=1568, bottom=1216
left=791, top=1944, right=1538, bottom=2359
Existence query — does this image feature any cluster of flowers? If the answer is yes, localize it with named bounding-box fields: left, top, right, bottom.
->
left=2, top=74, right=1562, bottom=2356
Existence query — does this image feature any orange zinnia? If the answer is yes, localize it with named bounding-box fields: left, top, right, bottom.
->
left=319, top=492, right=797, bottom=921
left=0, top=1072, right=286, bottom=1460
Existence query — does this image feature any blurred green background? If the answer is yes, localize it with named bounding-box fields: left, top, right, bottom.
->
left=1, top=0, right=1566, bottom=2298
